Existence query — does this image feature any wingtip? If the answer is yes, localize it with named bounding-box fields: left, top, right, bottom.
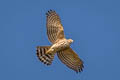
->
left=77, top=64, right=84, bottom=73
left=46, top=9, right=56, bottom=16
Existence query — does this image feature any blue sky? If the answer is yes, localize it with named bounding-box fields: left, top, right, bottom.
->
left=0, top=0, right=120, bottom=80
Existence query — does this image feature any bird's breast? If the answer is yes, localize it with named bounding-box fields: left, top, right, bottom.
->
left=51, top=40, right=70, bottom=52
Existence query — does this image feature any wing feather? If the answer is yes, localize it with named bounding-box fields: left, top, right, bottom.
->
left=46, top=10, right=65, bottom=43
left=57, top=48, right=84, bottom=73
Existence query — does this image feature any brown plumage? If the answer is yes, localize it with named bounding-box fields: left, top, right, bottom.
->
left=36, top=46, right=54, bottom=65
left=36, top=10, right=84, bottom=73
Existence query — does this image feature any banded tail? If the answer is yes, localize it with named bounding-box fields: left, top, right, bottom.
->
left=36, top=46, right=55, bottom=65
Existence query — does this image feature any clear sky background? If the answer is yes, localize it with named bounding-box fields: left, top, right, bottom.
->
left=0, top=0, right=120, bottom=80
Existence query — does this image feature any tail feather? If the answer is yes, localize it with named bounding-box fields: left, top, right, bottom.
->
left=36, top=46, right=54, bottom=65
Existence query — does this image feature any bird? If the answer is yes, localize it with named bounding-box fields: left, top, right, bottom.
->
left=36, top=10, right=84, bottom=73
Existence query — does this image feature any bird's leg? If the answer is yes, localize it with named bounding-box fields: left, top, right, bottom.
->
left=46, top=48, right=54, bottom=54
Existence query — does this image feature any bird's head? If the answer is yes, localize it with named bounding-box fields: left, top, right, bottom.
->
left=67, top=39, right=74, bottom=44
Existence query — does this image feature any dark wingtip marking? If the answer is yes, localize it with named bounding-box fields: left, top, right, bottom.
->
left=46, top=9, right=56, bottom=16
left=82, top=64, right=84, bottom=68
left=81, top=68, right=83, bottom=71
left=76, top=63, right=84, bottom=73
left=50, top=9, right=52, bottom=11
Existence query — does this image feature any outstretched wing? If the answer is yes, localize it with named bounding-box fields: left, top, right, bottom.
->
left=46, top=10, right=65, bottom=44
left=57, top=48, right=84, bottom=73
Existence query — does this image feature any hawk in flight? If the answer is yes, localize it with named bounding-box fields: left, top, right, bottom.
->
left=36, top=10, right=84, bottom=73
